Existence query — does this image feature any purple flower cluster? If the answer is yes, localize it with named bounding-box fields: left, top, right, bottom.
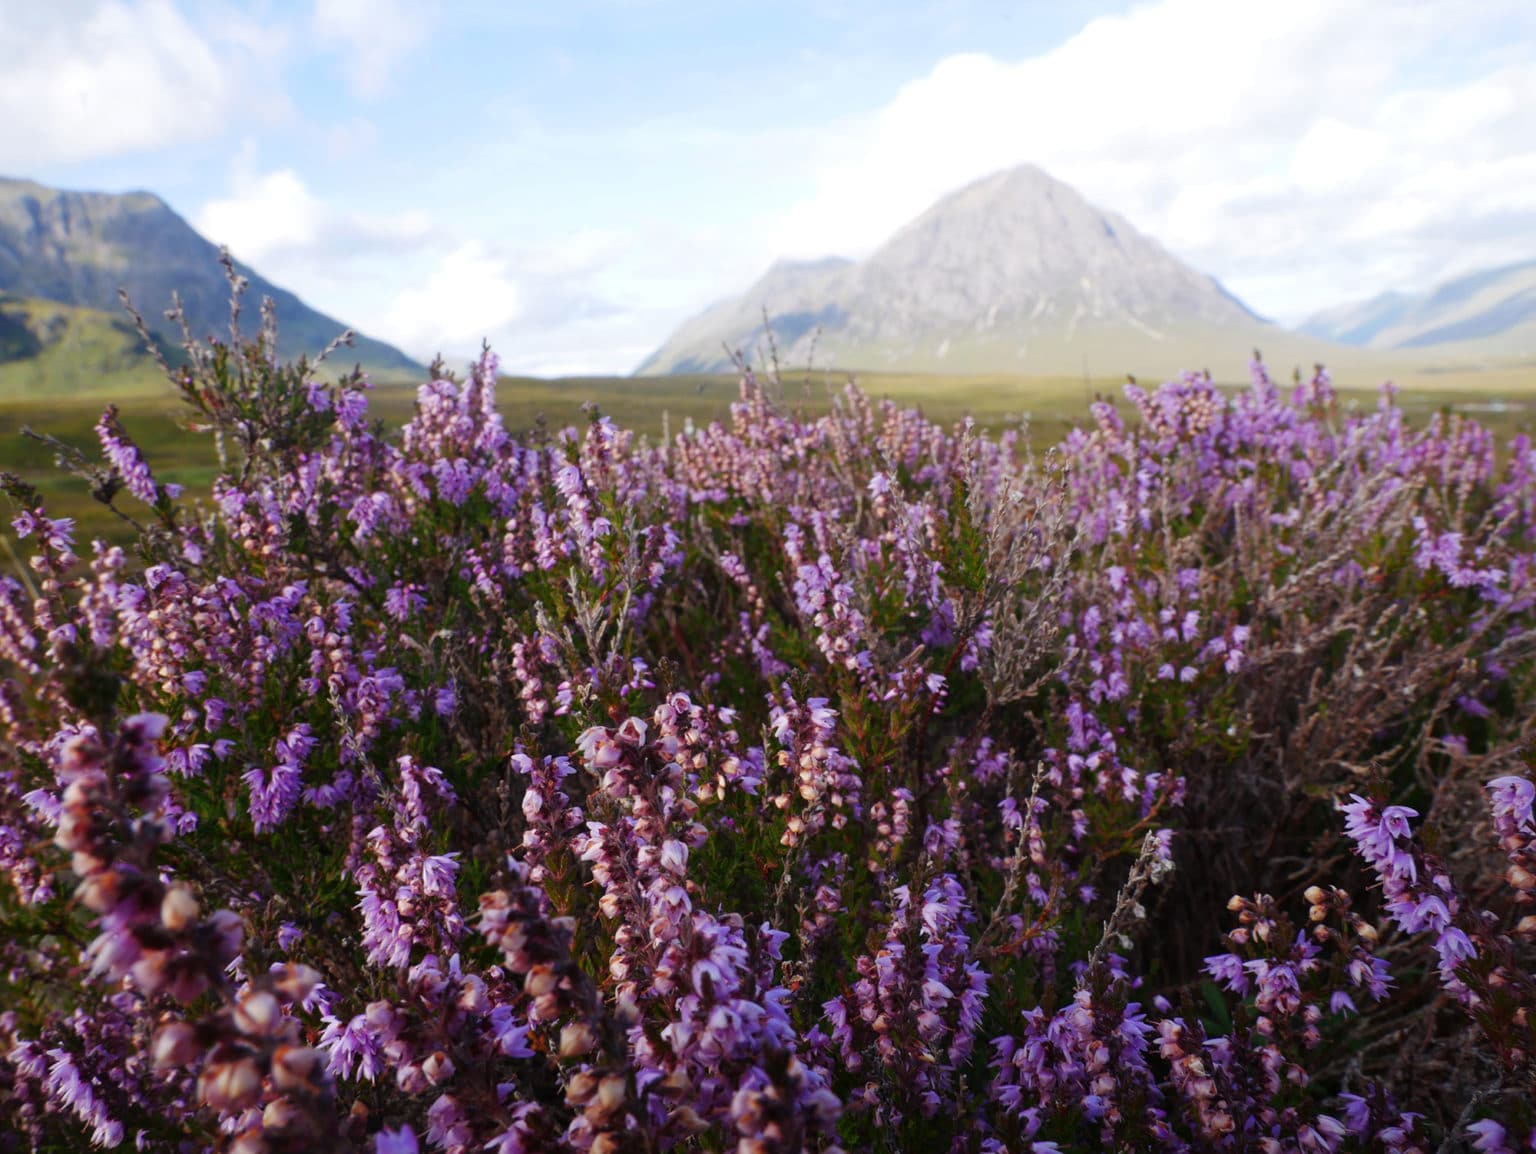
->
left=96, top=404, right=182, bottom=506
left=825, top=871, right=986, bottom=1125
left=1341, top=796, right=1480, bottom=1002
left=3, top=313, right=1536, bottom=1152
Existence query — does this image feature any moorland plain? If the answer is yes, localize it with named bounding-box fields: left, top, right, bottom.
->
left=5, top=354, right=1534, bottom=554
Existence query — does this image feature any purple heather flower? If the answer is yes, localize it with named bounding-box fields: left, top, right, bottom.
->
left=96, top=408, right=165, bottom=506
left=1204, top=951, right=1250, bottom=995
left=1489, top=774, right=1535, bottom=832
left=374, top=1125, right=419, bottom=1154
left=1342, top=796, right=1419, bottom=882
left=420, top=853, right=460, bottom=898
left=1467, top=1120, right=1512, bottom=1154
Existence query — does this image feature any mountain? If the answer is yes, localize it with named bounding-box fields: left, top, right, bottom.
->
left=0, top=177, right=422, bottom=375
left=637, top=164, right=1290, bottom=378
left=0, top=294, right=178, bottom=397
left=1296, top=292, right=1414, bottom=347
left=1300, top=260, right=1536, bottom=355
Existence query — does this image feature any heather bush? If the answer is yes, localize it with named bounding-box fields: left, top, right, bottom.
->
left=0, top=276, right=1533, bottom=1153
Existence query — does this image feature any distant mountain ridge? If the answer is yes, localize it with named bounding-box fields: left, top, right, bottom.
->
left=1300, top=259, right=1536, bottom=355
left=637, top=164, right=1286, bottom=377
left=0, top=176, right=422, bottom=374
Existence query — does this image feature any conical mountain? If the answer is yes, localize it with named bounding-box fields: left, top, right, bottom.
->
left=0, top=177, right=421, bottom=374
left=638, top=164, right=1287, bottom=377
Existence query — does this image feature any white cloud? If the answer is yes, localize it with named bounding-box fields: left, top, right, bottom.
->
left=191, top=162, right=675, bottom=374
left=0, top=0, right=230, bottom=167
left=1288, top=120, right=1390, bottom=194
left=192, top=166, right=446, bottom=353
left=378, top=232, right=694, bottom=375
left=197, top=169, right=327, bottom=265
left=382, top=242, right=525, bottom=358
left=312, top=0, right=435, bottom=100
left=195, top=167, right=434, bottom=269
left=761, top=0, right=1536, bottom=317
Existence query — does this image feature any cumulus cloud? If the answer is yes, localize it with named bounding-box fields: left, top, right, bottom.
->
left=190, top=161, right=663, bottom=373
left=193, top=165, right=448, bottom=353
left=195, top=167, right=435, bottom=269
left=763, top=0, right=1536, bottom=318
left=0, top=0, right=231, bottom=168
left=468, top=309, right=663, bottom=380
left=312, top=0, right=436, bottom=100
left=380, top=232, right=675, bottom=373
left=382, top=242, right=526, bottom=357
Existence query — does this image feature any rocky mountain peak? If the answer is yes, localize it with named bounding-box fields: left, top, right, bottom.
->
left=637, top=163, right=1267, bottom=376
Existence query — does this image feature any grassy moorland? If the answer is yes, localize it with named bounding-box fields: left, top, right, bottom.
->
left=4, top=355, right=1535, bottom=554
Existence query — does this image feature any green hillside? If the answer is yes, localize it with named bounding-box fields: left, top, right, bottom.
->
left=0, top=295, right=169, bottom=398
left=0, top=176, right=423, bottom=376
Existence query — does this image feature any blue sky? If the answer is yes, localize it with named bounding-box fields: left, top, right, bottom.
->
left=2, top=0, right=1535, bottom=374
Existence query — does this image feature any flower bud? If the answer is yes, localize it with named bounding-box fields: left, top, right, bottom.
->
left=199, top=1057, right=262, bottom=1112
left=226, top=1130, right=268, bottom=1154
left=566, top=1070, right=600, bottom=1105
left=560, top=1022, right=597, bottom=1058
left=614, top=994, right=641, bottom=1026
left=457, top=974, right=488, bottom=1013
left=54, top=809, right=94, bottom=854
left=235, top=990, right=283, bottom=1037
left=423, top=1050, right=455, bottom=1085
left=396, top=1063, right=429, bottom=1095
left=161, top=885, right=200, bottom=932
left=594, top=1075, right=627, bottom=1119
left=152, top=1021, right=200, bottom=1070
left=130, top=951, right=170, bottom=997
left=272, top=963, right=323, bottom=1003
left=660, top=1067, right=692, bottom=1095
left=68, top=852, right=107, bottom=882
left=57, top=777, right=99, bottom=811
left=76, top=871, right=121, bottom=914
left=271, top=1045, right=325, bottom=1093
left=525, top=966, right=559, bottom=997
left=261, top=1099, right=304, bottom=1133
left=364, top=1000, right=398, bottom=1032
